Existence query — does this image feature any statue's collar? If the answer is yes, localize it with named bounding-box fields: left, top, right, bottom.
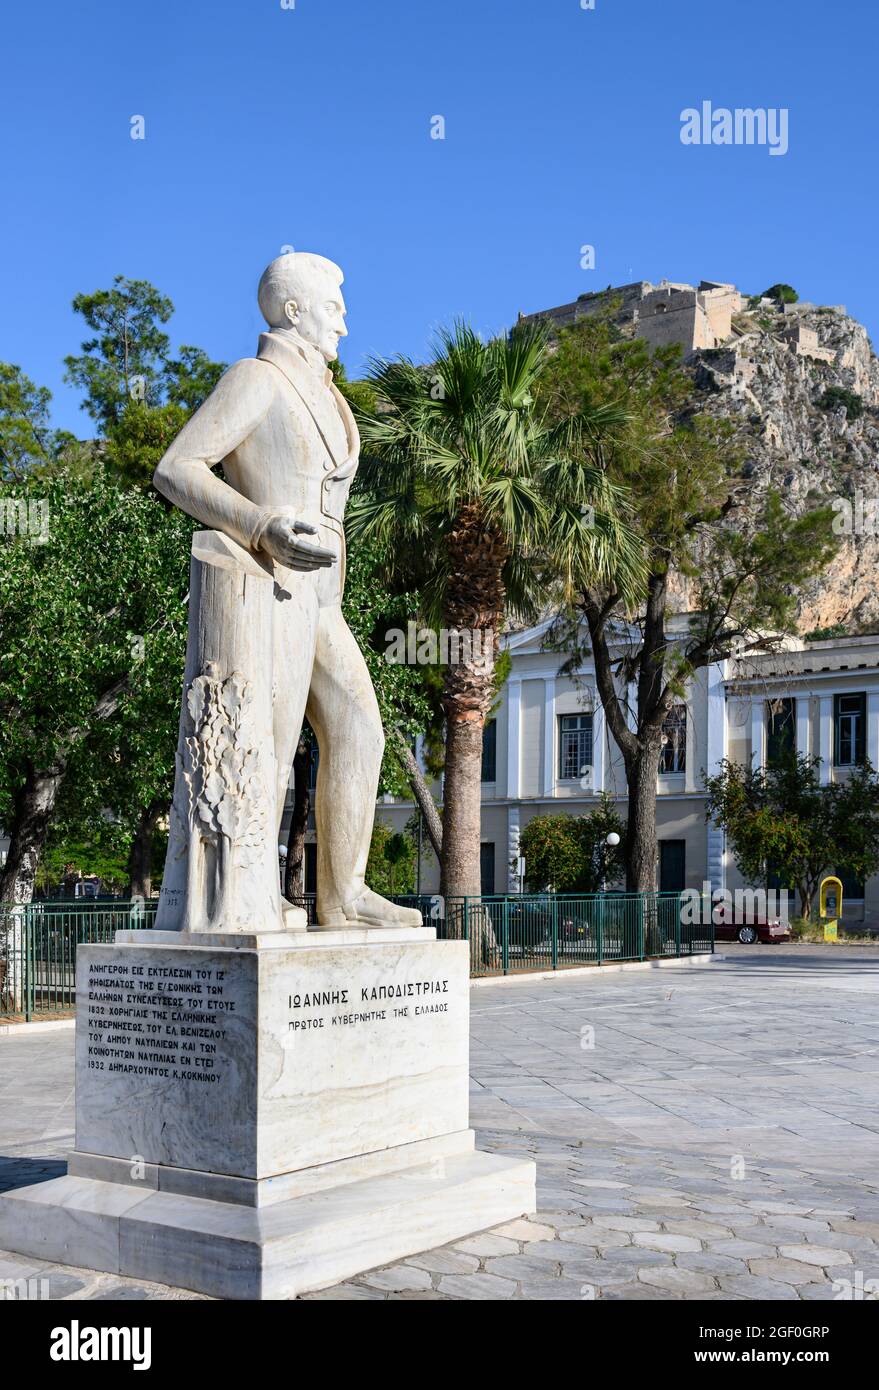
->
left=257, top=329, right=334, bottom=386
left=257, top=331, right=359, bottom=470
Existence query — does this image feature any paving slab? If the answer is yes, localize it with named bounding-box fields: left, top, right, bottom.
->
left=3, top=944, right=879, bottom=1299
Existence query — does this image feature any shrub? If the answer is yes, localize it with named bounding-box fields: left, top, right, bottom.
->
left=519, top=794, right=625, bottom=893
left=816, top=386, right=863, bottom=420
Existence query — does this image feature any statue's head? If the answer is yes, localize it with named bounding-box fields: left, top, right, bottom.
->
left=257, top=252, right=347, bottom=363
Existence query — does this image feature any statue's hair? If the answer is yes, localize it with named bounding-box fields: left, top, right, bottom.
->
left=257, top=252, right=344, bottom=328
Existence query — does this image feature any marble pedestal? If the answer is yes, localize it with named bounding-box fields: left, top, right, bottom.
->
left=0, top=929, right=535, bottom=1299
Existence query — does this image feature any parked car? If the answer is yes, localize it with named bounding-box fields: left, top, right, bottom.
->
left=714, top=913, right=791, bottom=945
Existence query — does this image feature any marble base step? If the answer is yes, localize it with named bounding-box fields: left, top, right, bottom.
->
left=114, top=925, right=435, bottom=949
left=0, top=1149, right=535, bottom=1299
left=67, top=1129, right=478, bottom=1207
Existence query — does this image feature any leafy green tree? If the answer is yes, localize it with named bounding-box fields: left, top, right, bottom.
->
left=63, top=276, right=225, bottom=487
left=762, top=284, right=799, bottom=305
left=64, top=277, right=175, bottom=425
left=519, top=794, right=625, bottom=892
left=102, top=400, right=192, bottom=490
left=36, top=826, right=133, bottom=898
left=365, top=820, right=417, bottom=896
left=349, top=321, right=644, bottom=901
left=537, top=307, right=838, bottom=894
left=164, top=346, right=228, bottom=414
left=0, top=364, right=64, bottom=480
left=0, top=468, right=192, bottom=903
left=704, top=755, right=879, bottom=919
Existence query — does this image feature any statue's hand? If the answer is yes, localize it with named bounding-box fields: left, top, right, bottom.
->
left=258, top=511, right=336, bottom=571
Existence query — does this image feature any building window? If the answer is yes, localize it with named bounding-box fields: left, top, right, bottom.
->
left=481, top=719, right=497, bottom=782
left=836, top=866, right=864, bottom=901
left=658, top=840, right=686, bottom=893
left=659, top=705, right=687, bottom=774
left=766, top=697, right=795, bottom=768
left=834, top=693, right=866, bottom=767
left=558, top=713, right=593, bottom=780
left=480, top=842, right=495, bottom=896
left=305, top=843, right=317, bottom=894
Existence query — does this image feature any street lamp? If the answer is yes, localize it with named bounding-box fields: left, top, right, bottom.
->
left=601, top=831, right=620, bottom=894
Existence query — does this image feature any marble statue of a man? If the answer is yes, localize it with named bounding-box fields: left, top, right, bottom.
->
left=152, top=253, right=421, bottom=934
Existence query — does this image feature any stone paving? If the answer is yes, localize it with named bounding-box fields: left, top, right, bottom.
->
left=2, top=943, right=879, bottom=1300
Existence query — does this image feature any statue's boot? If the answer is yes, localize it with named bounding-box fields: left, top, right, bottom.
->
left=281, top=899, right=309, bottom=931
left=318, top=888, right=422, bottom=929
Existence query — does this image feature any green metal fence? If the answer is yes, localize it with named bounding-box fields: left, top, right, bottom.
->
left=433, top=892, right=711, bottom=977
left=0, top=901, right=156, bottom=1020
left=0, top=891, right=711, bottom=1017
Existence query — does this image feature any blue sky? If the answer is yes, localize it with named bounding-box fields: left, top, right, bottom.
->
left=2, top=0, right=875, bottom=434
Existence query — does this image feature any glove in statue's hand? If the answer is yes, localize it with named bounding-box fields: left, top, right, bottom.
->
left=259, top=511, right=336, bottom=571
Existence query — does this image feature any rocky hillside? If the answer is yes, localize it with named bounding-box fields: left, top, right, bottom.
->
left=687, top=299, right=879, bottom=632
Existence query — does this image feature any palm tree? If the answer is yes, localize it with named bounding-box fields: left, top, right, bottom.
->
left=348, top=321, right=644, bottom=904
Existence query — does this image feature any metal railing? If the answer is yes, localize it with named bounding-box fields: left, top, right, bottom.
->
left=0, top=891, right=711, bottom=1017
left=0, top=900, right=157, bottom=1020
left=283, top=890, right=710, bottom=977
left=436, top=892, right=709, bottom=976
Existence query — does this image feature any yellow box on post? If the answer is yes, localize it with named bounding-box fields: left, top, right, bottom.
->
left=819, top=876, right=843, bottom=943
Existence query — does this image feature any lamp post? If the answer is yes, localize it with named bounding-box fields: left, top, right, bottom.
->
left=602, top=831, right=620, bottom=894
left=278, top=843, right=287, bottom=896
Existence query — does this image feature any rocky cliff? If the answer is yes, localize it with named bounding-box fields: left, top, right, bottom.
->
left=687, top=299, right=879, bottom=632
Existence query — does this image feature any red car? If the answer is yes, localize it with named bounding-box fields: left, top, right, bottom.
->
left=713, top=915, right=791, bottom=945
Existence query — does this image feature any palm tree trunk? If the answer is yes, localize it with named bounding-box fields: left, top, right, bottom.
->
left=439, top=712, right=484, bottom=900
left=438, top=515, right=504, bottom=898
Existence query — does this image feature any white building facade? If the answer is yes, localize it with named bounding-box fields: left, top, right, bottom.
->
left=369, top=623, right=879, bottom=924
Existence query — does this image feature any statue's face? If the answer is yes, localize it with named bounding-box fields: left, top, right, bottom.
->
left=286, top=274, right=348, bottom=362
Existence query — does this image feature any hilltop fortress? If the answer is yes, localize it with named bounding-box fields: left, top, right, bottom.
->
left=519, top=278, right=838, bottom=372
left=521, top=279, right=879, bottom=632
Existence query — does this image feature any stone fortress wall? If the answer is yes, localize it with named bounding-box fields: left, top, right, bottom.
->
left=519, top=277, right=839, bottom=367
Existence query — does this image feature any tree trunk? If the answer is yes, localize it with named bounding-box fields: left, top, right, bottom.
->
left=624, top=742, right=667, bottom=956
left=583, top=572, right=672, bottom=913
left=284, top=736, right=311, bottom=905
left=0, top=760, right=67, bottom=905
left=391, top=729, right=443, bottom=858
left=440, top=712, right=485, bottom=901
left=625, top=744, right=660, bottom=894
left=439, top=508, right=504, bottom=898
left=127, top=797, right=165, bottom=900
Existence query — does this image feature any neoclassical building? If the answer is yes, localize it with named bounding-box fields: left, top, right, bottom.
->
left=363, top=622, right=879, bottom=923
